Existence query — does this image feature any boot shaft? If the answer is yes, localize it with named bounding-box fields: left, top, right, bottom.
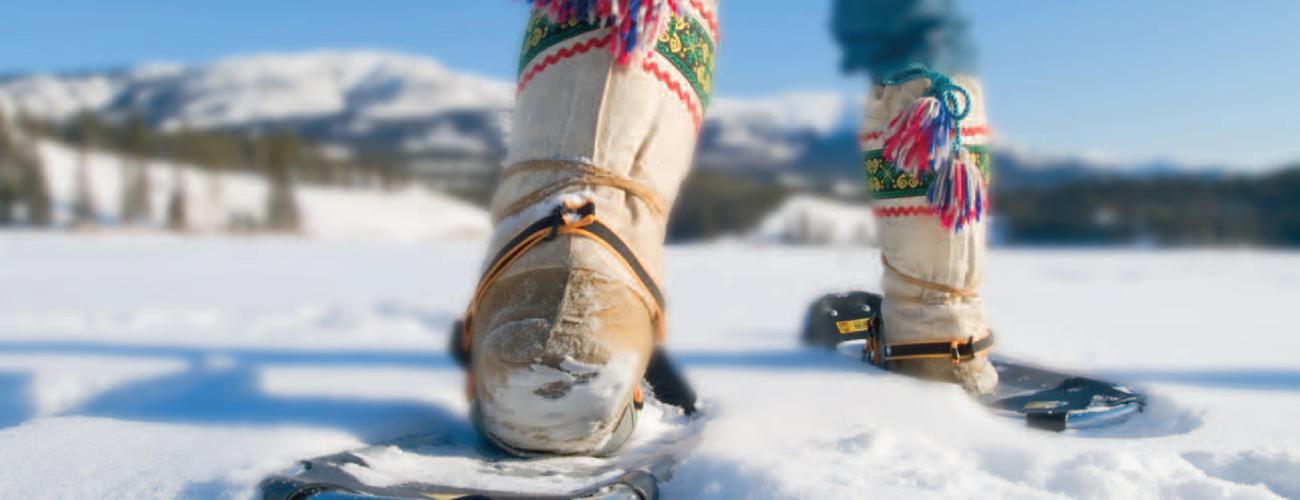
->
left=861, top=72, right=992, bottom=345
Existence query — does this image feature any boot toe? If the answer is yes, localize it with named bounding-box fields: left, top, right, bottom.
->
left=471, top=268, right=654, bottom=455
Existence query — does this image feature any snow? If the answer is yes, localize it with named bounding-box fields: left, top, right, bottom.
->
left=1, top=52, right=867, bottom=173
left=0, top=236, right=1298, bottom=499
left=33, top=139, right=490, bottom=241
left=699, top=92, right=860, bottom=169
left=750, top=195, right=877, bottom=246
left=0, top=51, right=514, bottom=131
left=709, top=92, right=859, bottom=137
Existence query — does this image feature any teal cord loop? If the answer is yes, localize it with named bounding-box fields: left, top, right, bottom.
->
left=882, top=65, right=971, bottom=121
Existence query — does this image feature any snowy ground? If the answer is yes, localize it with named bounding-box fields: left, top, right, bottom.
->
left=1, top=234, right=1298, bottom=499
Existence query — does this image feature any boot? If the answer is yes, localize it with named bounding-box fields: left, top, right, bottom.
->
left=461, top=0, right=718, bottom=456
left=860, top=68, right=998, bottom=394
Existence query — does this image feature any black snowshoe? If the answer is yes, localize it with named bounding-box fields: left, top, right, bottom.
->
left=802, top=291, right=1146, bottom=431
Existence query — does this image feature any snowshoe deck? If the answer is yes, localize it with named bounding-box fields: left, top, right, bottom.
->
left=983, top=358, right=1145, bottom=431
left=804, top=291, right=1147, bottom=431
left=258, top=400, right=703, bottom=500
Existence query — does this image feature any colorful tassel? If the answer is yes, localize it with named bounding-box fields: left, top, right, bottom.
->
left=928, top=149, right=987, bottom=231
left=879, top=66, right=986, bottom=231
left=530, top=0, right=680, bottom=65
left=882, top=96, right=960, bottom=179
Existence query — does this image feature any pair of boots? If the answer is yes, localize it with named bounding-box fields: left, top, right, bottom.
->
left=460, top=1, right=996, bottom=456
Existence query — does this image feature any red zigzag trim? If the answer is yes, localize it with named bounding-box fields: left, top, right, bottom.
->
left=859, top=126, right=990, bottom=146
left=873, top=205, right=938, bottom=218
left=687, top=0, right=720, bottom=41
left=641, top=57, right=703, bottom=129
left=517, top=34, right=614, bottom=94
left=516, top=35, right=703, bottom=129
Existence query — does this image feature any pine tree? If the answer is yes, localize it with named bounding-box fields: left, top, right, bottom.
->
left=71, top=112, right=101, bottom=228
left=262, top=133, right=301, bottom=233
left=165, top=168, right=188, bottom=232
left=119, top=115, right=153, bottom=226
left=9, top=110, right=52, bottom=227
left=18, top=140, right=53, bottom=227
left=0, top=108, right=17, bottom=225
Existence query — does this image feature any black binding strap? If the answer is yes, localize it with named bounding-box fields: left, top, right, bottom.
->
left=481, top=202, right=592, bottom=278
left=456, top=200, right=695, bottom=414
left=478, top=201, right=663, bottom=314
left=868, top=331, right=995, bottom=366
left=885, top=333, right=995, bottom=362
left=579, top=219, right=665, bottom=310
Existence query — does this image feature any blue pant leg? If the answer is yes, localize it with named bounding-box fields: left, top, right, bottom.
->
left=832, top=0, right=976, bottom=81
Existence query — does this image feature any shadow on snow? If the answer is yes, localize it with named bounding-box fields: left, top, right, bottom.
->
left=0, top=371, right=34, bottom=428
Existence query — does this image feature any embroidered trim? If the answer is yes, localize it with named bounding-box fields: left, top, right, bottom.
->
left=516, top=10, right=714, bottom=127
left=873, top=205, right=937, bottom=218
left=641, top=57, right=702, bottom=128
left=518, top=33, right=614, bottom=93
left=654, top=14, right=715, bottom=111
left=860, top=126, right=988, bottom=147
left=865, top=145, right=991, bottom=199
left=687, top=0, right=720, bottom=40
left=519, top=13, right=605, bottom=76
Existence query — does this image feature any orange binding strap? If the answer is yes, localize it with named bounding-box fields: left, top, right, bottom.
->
left=866, top=330, right=995, bottom=366
left=455, top=200, right=667, bottom=369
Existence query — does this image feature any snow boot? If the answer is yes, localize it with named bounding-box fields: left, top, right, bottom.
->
left=860, top=67, right=997, bottom=394
left=456, top=0, right=718, bottom=456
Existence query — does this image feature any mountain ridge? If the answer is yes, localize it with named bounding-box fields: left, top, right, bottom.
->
left=0, top=49, right=1225, bottom=186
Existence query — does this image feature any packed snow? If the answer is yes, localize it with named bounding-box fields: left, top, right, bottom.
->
left=1, top=234, right=1297, bottom=498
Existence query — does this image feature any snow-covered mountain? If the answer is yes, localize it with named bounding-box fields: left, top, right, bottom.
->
left=698, top=93, right=860, bottom=171
left=0, top=51, right=515, bottom=157
left=2, top=50, right=1208, bottom=185
left=0, top=50, right=860, bottom=171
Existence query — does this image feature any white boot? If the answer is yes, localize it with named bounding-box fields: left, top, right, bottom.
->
left=861, top=69, right=998, bottom=394
left=462, top=0, right=719, bottom=456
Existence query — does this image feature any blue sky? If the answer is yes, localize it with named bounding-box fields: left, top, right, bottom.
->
left=3, top=0, right=1299, bottom=171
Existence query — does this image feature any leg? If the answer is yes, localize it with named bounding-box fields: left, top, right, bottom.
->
left=836, top=0, right=997, bottom=393
left=464, top=0, right=719, bottom=455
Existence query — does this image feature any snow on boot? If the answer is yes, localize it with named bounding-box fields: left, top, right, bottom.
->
left=860, top=66, right=997, bottom=395
left=458, top=0, right=718, bottom=456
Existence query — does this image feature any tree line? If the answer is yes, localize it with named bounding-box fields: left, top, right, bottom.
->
left=993, top=168, right=1300, bottom=247
left=0, top=107, right=416, bottom=233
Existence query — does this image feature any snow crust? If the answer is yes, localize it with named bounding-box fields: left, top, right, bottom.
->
left=0, top=237, right=1298, bottom=498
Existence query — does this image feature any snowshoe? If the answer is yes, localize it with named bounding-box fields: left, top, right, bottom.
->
left=802, top=290, right=1147, bottom=431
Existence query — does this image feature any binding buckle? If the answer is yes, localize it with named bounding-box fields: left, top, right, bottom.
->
left=949, top=336, right=975, bottom=364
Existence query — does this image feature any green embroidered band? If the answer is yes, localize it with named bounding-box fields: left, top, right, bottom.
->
left=518, top=13, right=603, bottom=76
left=654, top=15, right=715, bottom=110
left=865, top=145, right=991, bottom=199
left=517, top=11, right=715, bottom=112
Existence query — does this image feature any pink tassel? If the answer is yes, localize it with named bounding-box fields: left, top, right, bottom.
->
left=881, top=95, right=986, bottom=231
left=928, top=149, right=987, bottom=231
left=529, top=0, right=678, bottom=65
left=882, top=96, right=959, bottom=179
